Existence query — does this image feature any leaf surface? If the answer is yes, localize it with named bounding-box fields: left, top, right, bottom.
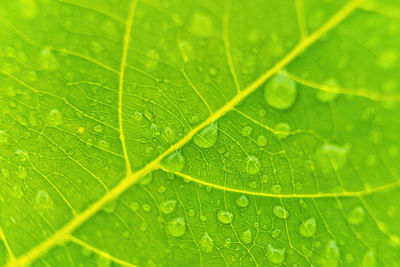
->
left=0, top=0, right=400, bottom=266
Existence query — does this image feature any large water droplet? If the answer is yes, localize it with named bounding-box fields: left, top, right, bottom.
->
left=323, top=240, right=339, bottom=267
left=160, top=151, right=185, bottom=172
left=299, top=218, right=317, bottom=237
left=235, top=195, right=249, bottom=208
left=217, top=210, right=234, bottom=224
left=246, top=156, right=260, bottom=175
left=199, top=232, right=214, bottom=253
left=241, top=229, right=252, bottom=244
left=193, top=122, right=218, bottom=148
left=273, top=205, right=289, bottom=219
left=160, top=200, right=177, bottom=215
left=362, top=250, right=376, bottom=267
left=264, top=74, right=297, bottom=110
left=167, top=217, right=186, bottom=237
left=347, top=206, right=365, bottom=225
left=266, top=243, right=285, bottom=264
left=189, top=13, right=214, bottom=38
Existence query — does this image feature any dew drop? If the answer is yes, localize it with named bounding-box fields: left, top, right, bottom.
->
left=199, top=232, right=214, bottom=253
left=139, top=173, right=153, bottom=185
left=133, top=111, right=143, bottom=121
left=167, top=217, right=186, bottom=237
left=160, top=200, right=177, bottom=215
left=217, top=210, right=234, bottom=224
left=275, top=123, right=291, bottom=139
left=266, top=243, right=286, bottom=265
left=241, top=229, right=252, bottom=244
left=235, top=195, right=249, bottom=208
left=256, top=135, right=267, bottom=147
left=323, top=240, right=339, bottom=267
left=273, top=205, right=289, bottom=219
left=362, top=250, right=376, bottom=267
left=271, top=184, right=282, bottom=194
left=35, top=190, right=52, bottom=209
left=241, top=126, right=253, bottom=137
left=1, top=168, right=10, bottom=178
left=347, top=206, right=365, bottom=225
left=93, top=125, right=103, bottom=133
left=264, top=74, right=297, bottom=110
left=299, top=218, right=317, bottom=237
left=189, top=13, right=214, bottom=38
left=246, top=156, right=260, bottom=175
left=103, top=198, right=118, bottom=213
left=271, top=229, right=281, bottom=238
left=47, top=109, right=62, bottom=126
left=160, top=150, right=185, bottom=172
left=317, top=78, right=339, bottom=103
left=315, top=143, right=350, bottom=173
left=193, top=122, right=218, bottom=148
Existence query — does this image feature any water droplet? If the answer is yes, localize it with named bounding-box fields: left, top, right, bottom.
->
left=271, top=229, right=281, bottom=238
left=1, top=168, right=10, bottom=178
left=47, top=109, right=62, bottom=126
left=12, top=185, right=23, bottom=199
left=93, top=125, right=103, bottom=133
left=167, top=217, right=186, bottom=237
left=362, top=250, right=376, bottom=267
left=275, top=123, right=291, bottom=139
left=97, top=140, right=109, bottom=149
left=323, top=240, right=339, bottom=267
left=273, top=205, right=289, bottom=219
left=317, top=78, right=338, bottom=103
left=235, top=195, right=249, bottom=208
left=241, top=126, right=253, bottom=137
left=299, top=218, right=317, bottom=237
left=315, top=143, right=350, bottom=172
left=217, top=210, right=234, bottom=224
left=133, top=111, right=143, bottom=121
left=266, top=243, right=286, bottom=264
left=246, top=156, right=260, bottom=175
left=199, top=232, right=214, bottom=253
left=193, top=122, right=218, bottom=148
left=189, top=13, right=214, bottom=38
left=35, top=190, right=52, bottom=209
left=160, top=200, right=177, bottom=214
left=271, top=184, right=282, bottom=194
left=139, top=173, right=153, bottom=185
left=142, top=204, right=151, bottom=212
left=264, top=74, right=297, bottom=110
left=188, top=209, right=195, bottom=217
left=103, top=198, right=118, bottom=213
left=257, top=135, right=267, bottom=147
left=160, top=151, right=185, bottom=172
left=347, top=206, right=365, bottom=225
left=241, top=229, right=252, bottom=244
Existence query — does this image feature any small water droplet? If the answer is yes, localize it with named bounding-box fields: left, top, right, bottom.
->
left=167, top=217, right=186, bottom=237
left=217, top=210, right=234, bottom=224
left=273, top=205, right=289, bottom=219
left=35, top=190, right=52, bottom=209
left=271, top=184, right=282, bottom=194
left=271, top=229, right=281, bottom=238
left=264, top=74, right=297, bottom=110
left=142, top=204, right=151, bottom=212
left=266, top=243, right=286, bottom=264
left=1, top=168, right=10, bottom=178
left=93, top=125, right=103, bottom=133
left=160, top=150, right=185, bottom=172
left=315, top=143, right=350, bottom=173
left=47, top=109, right=63, bottom=126
left=299, top=218, right=317, bottom=237
left=133, top=111, right=143, bottom=121
left=323, top=240, right=339, bottom=267
left=317, top=78, right=339, bottom=103
left=241, top=229, right=252, bottom=244
left=362, top=250, right=376, bottom=267
left=103, top=198, right=118, bottom=213
left=257, top=135, right=267, bottom=147
left=241, top=126, right=253, bottom=137
left=193, top=122, right=218, bottom=148
left=160, top=200, right=177, bottom=214
left=189, top=13, right=214, bottom=38
left=139, top=172, right=153, bottom=185
left=347, top=206, right=365, bottom=225
left=97, top=140, right=109, bottom=149
left=246, top=156, right=260, bottom=175
left=275, top=123, right=291, bottom=139
left=200, top=232, right=214, bottom=253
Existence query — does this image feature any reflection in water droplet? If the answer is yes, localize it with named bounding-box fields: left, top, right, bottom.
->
left=160, top=200, right=177, bottom=215
left=160, top=151, right=185, bottom=172
left=193, top=122, right=218, bottom=148
left=273, top=205, right=289, bottom=219
left=235, top=196, right=249, bottom=208
left=347, top=206, right=365, bottom=225
left=167, top=217, right=186, bottom=237
left=266, top=243, right=286, bottom=264
left=200, top=232, right=214, bottom=253
left=246, top=156, right=260, bottom=175
left=299, top=218, right=317, bottom=237
left=264, top=74, right=297, bottom=110
left=362, top=250, right=376, bottom=267
left=217, top=210, right=234, bottom=224
left=241, top=229, right=252, bottom=244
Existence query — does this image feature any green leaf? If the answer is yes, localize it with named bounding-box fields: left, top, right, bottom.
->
left=0, top=0, right=399, bottom=266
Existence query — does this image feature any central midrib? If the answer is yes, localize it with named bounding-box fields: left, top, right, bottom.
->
left=7, top=0, right=363, bottom=266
